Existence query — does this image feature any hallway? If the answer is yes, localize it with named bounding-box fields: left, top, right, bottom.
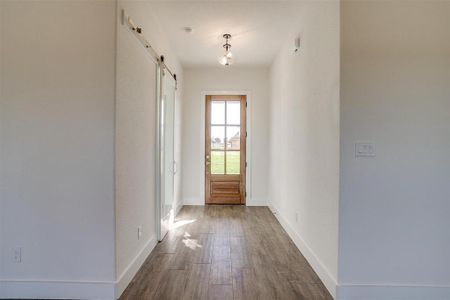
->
left=120, top=206, right=332, bottom=300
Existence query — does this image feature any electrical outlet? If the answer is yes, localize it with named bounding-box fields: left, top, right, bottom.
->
left=137, top=226, right=142, bottom=240
left=12, top=247, right=22, bottom=263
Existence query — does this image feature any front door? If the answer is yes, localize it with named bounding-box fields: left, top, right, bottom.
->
left=205, top=95, right=246, bottom=204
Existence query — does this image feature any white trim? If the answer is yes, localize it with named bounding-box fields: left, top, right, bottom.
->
left=0, top=280, right=115, bottom=300
left=155, top=62, right=163, bottom=241
left=200, top=90, right=253, bottom=206
left=183, top=197, right=266, bottom=206
left=174, top=200, right=184, bottom=216
left=182, top=197, right=204, bottom=206
left=113, top=1, right=118, bottom=285
left=114, top=235, right=157, bottom=299
left=337, top=284, right=450, bottom=300
left=0, top=233, right=157, bottom=300
left=269, top=204, right=338, bottom=299
left=245, top=197, right=267, bottom=206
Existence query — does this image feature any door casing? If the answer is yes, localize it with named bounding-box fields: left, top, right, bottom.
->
left=205, top=95, right=247, bottom=204
left=199, top=91, right=252, bottom=206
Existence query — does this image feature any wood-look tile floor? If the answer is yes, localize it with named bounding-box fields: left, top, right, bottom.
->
left=120, top=205, right=333, bottom=300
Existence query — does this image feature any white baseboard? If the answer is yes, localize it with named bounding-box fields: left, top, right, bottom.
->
left=0, top=279, right=115, bottom=299
left=183, top=197, right=268, bottom=207
left=114, top=235, right=157, bottom=299
left=269, top=204, right=337, bottom=299
left=337, top=284, right=450, bottom=300
left=183, top=197, right=204, bottom=206
left=246, top=197, right=267, bottom=206
left=174, top=201, right=184, bottom=215
left=0, top=236, right=158, bottom=300
left=268, top=205, right=450, bottom=300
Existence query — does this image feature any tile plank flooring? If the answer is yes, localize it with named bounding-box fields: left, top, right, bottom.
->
left=120, top=205, right=332, bottom=300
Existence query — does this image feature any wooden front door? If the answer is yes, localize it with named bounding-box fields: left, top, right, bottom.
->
left=205, top=95, right=246, bottom=204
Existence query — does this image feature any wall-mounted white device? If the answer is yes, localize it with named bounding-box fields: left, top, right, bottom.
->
left=355, top=142, right=376, bottom=157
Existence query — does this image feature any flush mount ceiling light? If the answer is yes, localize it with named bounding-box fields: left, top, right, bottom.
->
left=218, top=33, right=233, bottom=66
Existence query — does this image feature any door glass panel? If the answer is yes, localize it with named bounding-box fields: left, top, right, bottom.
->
left=226, top=126, right=240, bottom=150
left=211, top=151, right=225, bottom=174
left=211, top=101, right=225, bottom=124
left=211, top=126, right=225, bottom=150
left=226, top=151, right=240, bottom=174
left=226, top=101, right=240, bottom=125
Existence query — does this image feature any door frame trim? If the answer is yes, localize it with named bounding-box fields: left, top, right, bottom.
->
left=200, top=90, right=252, bottom=206
left=155, top=62, right=163, bottom=241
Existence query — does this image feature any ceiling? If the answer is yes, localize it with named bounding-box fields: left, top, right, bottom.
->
left=148, top=1, right=304, bottom=67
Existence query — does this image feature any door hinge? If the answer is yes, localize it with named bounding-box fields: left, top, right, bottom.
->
left=245, top=101, right=247, bottom=107
left=245, top=131, right=247, bottom=138
left=245, top=191, right=247, bottom=197
left=245, top=161, right=247, bottom=167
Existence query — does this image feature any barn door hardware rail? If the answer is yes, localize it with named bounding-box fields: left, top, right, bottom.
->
left=121, top=9, right=177, bottom=84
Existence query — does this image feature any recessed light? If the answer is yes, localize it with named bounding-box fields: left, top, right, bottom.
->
left=183, top=27, right=193, bottom=33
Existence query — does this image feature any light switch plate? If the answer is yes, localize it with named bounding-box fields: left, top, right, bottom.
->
left=12, top=247, right=22, bottom=263
left=355, top=142, right=375, bottom=157
left=137, top=226, right=142, bottom=240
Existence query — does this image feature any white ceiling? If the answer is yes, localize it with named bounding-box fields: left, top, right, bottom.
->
left=149, top=1, right=304, bottom=67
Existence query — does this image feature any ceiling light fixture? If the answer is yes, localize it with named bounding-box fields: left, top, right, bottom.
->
left=218, top=33, right=233, bottom=66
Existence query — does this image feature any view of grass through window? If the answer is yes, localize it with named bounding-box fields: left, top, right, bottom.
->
left=211, top=151, right=240, bottom=174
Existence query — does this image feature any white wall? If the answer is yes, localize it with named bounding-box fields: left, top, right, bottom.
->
left=268, top=1, right=340, bottom=297
left=181, top=67, right=270, bottom=206
left=0, top=0, right=4, bottom=282
left=0, top=0, right=185, bottom=298
left=0, top=1, right=117, bottom=298
left=115, top=0, right=183, bottom=297
left=339, top=1, right=450, bottom=299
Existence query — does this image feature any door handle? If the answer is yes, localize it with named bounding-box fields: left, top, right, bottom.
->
left=205, top=155, right=210, bottom=174
left=206, top=155, right=211, bottom=167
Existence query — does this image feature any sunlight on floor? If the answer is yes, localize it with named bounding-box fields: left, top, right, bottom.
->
left=182, top=231, right=203, bottom=250
left=170, top=219, right=196, bottom=230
